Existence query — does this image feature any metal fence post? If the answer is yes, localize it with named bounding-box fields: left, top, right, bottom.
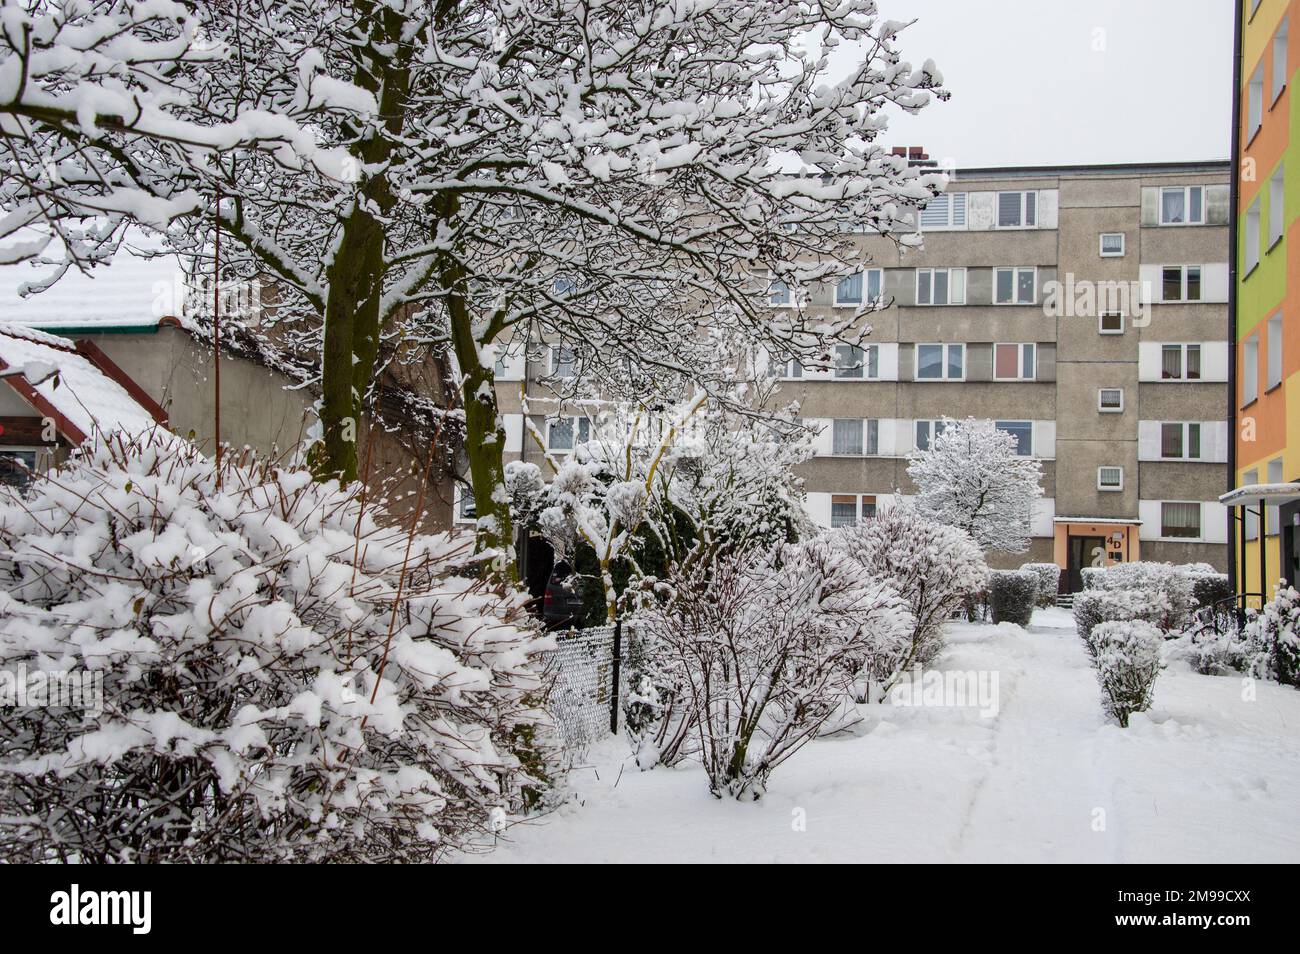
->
left=609, top=617, right=622, bottom=734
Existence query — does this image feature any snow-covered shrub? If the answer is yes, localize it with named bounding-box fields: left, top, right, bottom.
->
left=1169, top=625, right=1250, bottom=676
left=636, top=537, right=910, bottom=799
left=1081, top=562, right=1199, bottom=632
left=1242, top=584, right=1300, bottom=686
left=1073, top=589, right=1171, bottom=651
left=988, top=569, right=1037, bottom=626
left=1189, top=572, right=1231, bottom=613
left=833, top=505, right=987, bottom=700
left=0, top=431, right=561, bottom=863
left=1087, top=620, right=1163, bottom=727
left=1022, top=563, right=1062, bottom=607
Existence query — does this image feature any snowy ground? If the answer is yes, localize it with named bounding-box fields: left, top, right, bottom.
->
left=468, top=608, right=1300, bottom=864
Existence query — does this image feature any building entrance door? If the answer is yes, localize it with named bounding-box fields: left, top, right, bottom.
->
left=1067, top=536, right=1106, bottom=592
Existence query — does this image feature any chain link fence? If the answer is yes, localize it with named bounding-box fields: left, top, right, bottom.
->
left=542, top=622, right=632, bottom=760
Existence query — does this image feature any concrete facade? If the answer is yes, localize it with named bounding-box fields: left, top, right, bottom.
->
left=487, top=161, right=1232, bottom=589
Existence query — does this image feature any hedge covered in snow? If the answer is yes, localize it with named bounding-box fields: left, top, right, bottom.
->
left=1021, top=563, right=1061, bottom=607
left=0, top=431, right=562, bottom=862
left=988, top=569, right=1037, bottom=626
left=1086, top=620, right=1163, bottom=727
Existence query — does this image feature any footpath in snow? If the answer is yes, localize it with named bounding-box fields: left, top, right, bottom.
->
left=468, top=608, right=1300, bottom=863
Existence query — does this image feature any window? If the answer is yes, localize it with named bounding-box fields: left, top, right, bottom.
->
left=994, top=267, right=1036, bottom=305
left=1160, top=422, right=1202, bottom=460
left=1159, top=186, right=1205, bottom=225
left=1268, top=313, right=1283, bottom=390
left=1099, top=232, right=1125, bottom=256
left=768, top=272, right=792, bottom=307
left=1268, top=459, right=1284, bottom=534
left=1244, top=468, right=1261, bottom=540
left=1161, top=343, right=1202, bottom=381
left=1099, top=311, right=1125, bottom=334
left=995, top=420, right=1034, bottom=456
left=830, top=494, right=877, bottom=528
left=547, top=416, right=590, bottom=451
left=993, top=343, right=1036, bottom=380
left=832, top=418, right=864, bottom=456
left=915, top=267, right=966, bottom=305
left=1273, top=19, right=1289, bottom=102
left=778, top=357, right=803, bottom=379
left=1097, top=467, right=1124, bottom=491
left=1245, top=197, right=1262, bottom=272
left=554, top=275, right=579, bottom=296
left=833, top=270, right=873, bottom=306
left=550, top=345, right=576, bottom=378
left=1249, top=64, right=1264, bottom=140
left=493, top=347, right=520, bottom=379
left=1098, top=388, right=1124, bottom=412
left=1160, top=502, right=1202, bottom=540
left=914, top=419, right=947, bottom=451
left=997, top=191, right=1037, bottom=228
left=915, top=343, right=964, bottom=380
left=1269, top=165, right=1285, bottom=248
left=1243, top=334, right=1259, bottom=404
left=833, top=343, right=878, bottom=379
left=1160, top=266, right=1202, bottom=302
left=0, top=449, right=37, bottom=491
left=920, top=192, right=967, bottom=230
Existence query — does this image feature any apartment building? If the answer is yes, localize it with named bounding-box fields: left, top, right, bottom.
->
left=1223, top=0, right=1298, bottom=605
left=478, top=159, right=1232, bottom=593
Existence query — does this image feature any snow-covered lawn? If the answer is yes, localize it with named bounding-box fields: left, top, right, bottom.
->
left=471, top=608, right=1300, bottom=863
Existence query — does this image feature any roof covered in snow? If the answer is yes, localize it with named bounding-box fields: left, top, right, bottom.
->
left=0, top=324, right=164, bottom=442
left=0, top=233, right=189, bottom=333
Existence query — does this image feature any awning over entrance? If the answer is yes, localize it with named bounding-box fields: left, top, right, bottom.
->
left=1219, top=483, right=1300, bottom=507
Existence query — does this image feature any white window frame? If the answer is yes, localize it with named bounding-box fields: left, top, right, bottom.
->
left=919, top=192, right=967, bottom=230
left=1267, top=313, right=1283, bottom=390
left=1098, top=232, right=1125, bottom=257
left=1159, top=422, right=1203, bottom=461
left=833, top=269, right=882, bottom=308
left=1243, top=334, right=1260, bottom=405
left=0, top=446, right=43, bottom=490
left=833, top=343, right=879, bottom=380
left=1099, top=311, right=1125, bottom=335
left=778, top=357, right=804, bottom=380
left=1161, top=343, right=1203, bottom=382
left=1159, top=501, right=1203, bottom=541
left=994, top=420, right=1034, bottom=457
left=1097, top=466, right=1124, bottom=491
left=1245, top=197, right=1262, bottom=273
left=914, top=343, right=965, bottom=381
left=914, top=419, right=947, bottom=451
left=829, top=493, right=878, bottom=528
left=1159, top=186, right=1206, bottom=226
left=995, top=190, right=1038, bottom=229
left=1249, top=63, right=1265, bottom=141
left=765, top=270, right=795, bottom=308
left=1160, top=265, right=1203, bottom=302
left=1273, top=18, right=1289, bottom=104
left=546, top=416, right=590, bottom=453
left=831, top=418, right=865, bottom=456
left=992, top=342, right=1037, bottom=381
left=550, top=345, right=577, bottom=378
left=914, top=267, right=966, bottom=306
left=454, top=485, right=477, bottom=524
left=993, top=266, right=1037, bottom=305
left=1269, top=164, right=1285, bottom=249
left=1098, top=388, right=1124, bottom=412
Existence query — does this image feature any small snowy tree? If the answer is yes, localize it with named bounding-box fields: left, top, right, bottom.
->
left=907, top=418, right=1043, bottom=553
left=1087, top=620, right=1163, bottom=728
left=636, top=537, right=910, bottom=799
left=832, top=504, right=987, bottom=700
left=0, top=430, right=561, bottom=862
left=1242, top=583, right=1300, bottom=686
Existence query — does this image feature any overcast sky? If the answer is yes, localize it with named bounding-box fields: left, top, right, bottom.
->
left=836, top=0, right=1234, bottom=168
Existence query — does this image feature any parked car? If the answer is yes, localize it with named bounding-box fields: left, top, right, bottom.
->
left=542, top=560, right=587, bottom=630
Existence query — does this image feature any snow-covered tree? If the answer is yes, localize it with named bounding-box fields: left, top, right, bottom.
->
left=0, top=430, right=561, bottom=862
left=1243, top=583, right=1300, bottom=686
left=832, top=504, right=987, bottom=700
left=635, top=536, right=910, bottom=799
left=907, top=417, right=1043, bottom=553
left=2, top=0, right=947, bottom=575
